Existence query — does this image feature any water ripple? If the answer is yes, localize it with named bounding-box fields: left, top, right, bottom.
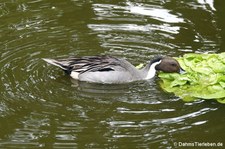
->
left=129, top=5, right=184, bottom=23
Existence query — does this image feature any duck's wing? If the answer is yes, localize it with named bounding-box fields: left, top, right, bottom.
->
left=42, top=56, right=130, bottom=74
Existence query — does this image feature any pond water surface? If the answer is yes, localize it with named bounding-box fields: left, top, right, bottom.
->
left=0, top=0, right=225, bottom=148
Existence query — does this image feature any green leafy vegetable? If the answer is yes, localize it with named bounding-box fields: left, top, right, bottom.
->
left=136, top=63, right=144, bottom=69
left=158, top=53, right=225, bottom=104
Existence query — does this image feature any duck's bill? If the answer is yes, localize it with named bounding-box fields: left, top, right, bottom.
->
left=179, top=68, right=186, bottom=74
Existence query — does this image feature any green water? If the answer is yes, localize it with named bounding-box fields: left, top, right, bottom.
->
left=0, top=0, right=225, bottom=148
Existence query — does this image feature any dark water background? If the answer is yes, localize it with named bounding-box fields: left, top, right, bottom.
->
left=0, top=0, right=225, bottom=148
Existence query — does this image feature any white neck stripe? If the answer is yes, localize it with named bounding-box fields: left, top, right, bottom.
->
left=145, top=60, right=161, bottom=79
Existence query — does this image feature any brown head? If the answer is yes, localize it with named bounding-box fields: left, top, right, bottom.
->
left=155, top=57, right=184, bottom=73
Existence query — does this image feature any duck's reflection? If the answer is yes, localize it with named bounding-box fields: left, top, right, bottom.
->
left=70, top=78, right=131, bottom=94
left=69, top=78, right=136, bottom=102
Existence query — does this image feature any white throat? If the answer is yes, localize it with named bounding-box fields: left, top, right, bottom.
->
left=145, top=60, right=161, bottom=79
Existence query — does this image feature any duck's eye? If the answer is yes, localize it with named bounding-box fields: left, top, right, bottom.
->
left=171, top=63, right=177, bottom=67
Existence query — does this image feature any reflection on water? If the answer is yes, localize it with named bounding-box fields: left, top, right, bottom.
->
left=0, top=0, right=225, bottom=148
left=129, top=6, right=184, bottom=23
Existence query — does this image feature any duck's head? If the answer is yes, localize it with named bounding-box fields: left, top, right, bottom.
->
left=145, top=56, right=185, bottom=79
left=155, top=56, right=185, bottom=73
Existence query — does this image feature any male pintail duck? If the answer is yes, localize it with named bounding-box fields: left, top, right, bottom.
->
left=43, top=56, right=184, bottom=84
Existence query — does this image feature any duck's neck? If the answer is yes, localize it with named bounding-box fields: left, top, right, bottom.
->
left=144, top=60, right=161, bottom=79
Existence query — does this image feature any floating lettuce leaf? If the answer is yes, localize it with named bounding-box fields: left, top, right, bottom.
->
left=158, top=53, right=225, bottom=104
left=136, top=63, right=144, bottom=69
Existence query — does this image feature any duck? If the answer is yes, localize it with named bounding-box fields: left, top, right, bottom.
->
left=43, top=55, right=184, bottom=84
